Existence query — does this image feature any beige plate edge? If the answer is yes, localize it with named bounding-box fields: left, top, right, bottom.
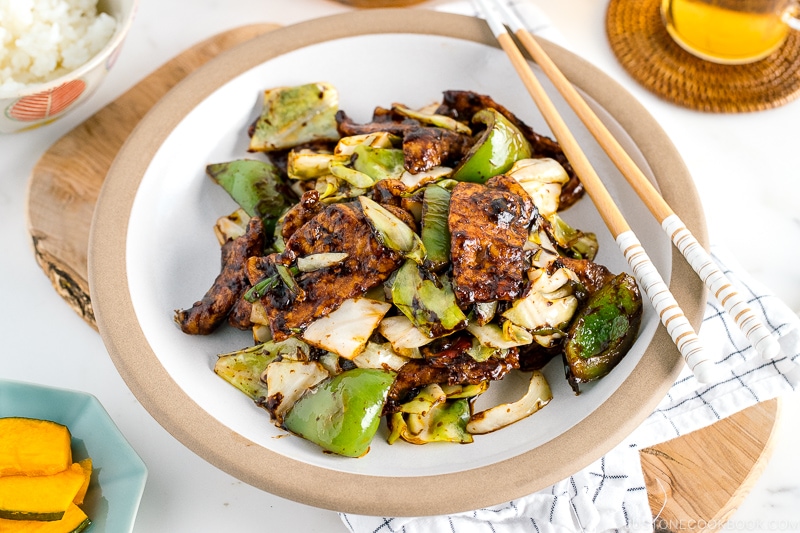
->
left=87, top=10, right=707, bottom=517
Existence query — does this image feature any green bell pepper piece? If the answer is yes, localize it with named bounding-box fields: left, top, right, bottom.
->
left=206, top=159, right=293, bottom=236
left=452, top=108, right=532, bottom=183
left=564, top=273, right=643, bottom=387
left=282, top=368, right=396, bottom=458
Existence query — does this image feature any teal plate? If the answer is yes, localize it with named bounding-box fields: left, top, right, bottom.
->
left=0, top=379, right=147, bottom=532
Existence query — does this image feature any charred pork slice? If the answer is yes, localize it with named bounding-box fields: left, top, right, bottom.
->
left=449, top=174, right=535, bottom=306
left=384, top=336, right=520, bottom=413
left=257, top=201, right=403, bottom=340
left=280, top=189, right=322, bottom=242
left=550, top=256, right=614, bottom=295
left=336, top=110, right=472, bottom=174
left=174, top=216, right=265, bottom=335
left=401, top=127, right=472, bottom=174
left=436, top=90, right=584, bottom=209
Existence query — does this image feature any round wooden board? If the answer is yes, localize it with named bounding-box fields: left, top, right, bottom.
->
left=25, top=24, right=780, bottom=528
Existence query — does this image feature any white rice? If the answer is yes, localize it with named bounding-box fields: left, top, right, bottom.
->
left=0, top=0, right=117, bottom=96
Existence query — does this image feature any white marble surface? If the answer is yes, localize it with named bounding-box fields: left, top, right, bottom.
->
left=1, top=0, right=798, bottom=531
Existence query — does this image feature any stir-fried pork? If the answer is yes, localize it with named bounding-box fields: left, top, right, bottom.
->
left=384, top=336, right=521, bottom=413
left=280, top=189, right=322, bottom=242
left=449, top=174, right=536, bottom=306
left=436, top=90, right=585, bottom=209
left=252, top=201, right=403, bottom=340
left=550, top=256, right=614, bottom=295
left=174, top=216, right=265, bottom=335
left=336, top=110, right=472, bottom=174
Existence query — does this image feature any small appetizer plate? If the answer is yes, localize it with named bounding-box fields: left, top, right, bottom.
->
left=0, top=378, right=147, bottom=533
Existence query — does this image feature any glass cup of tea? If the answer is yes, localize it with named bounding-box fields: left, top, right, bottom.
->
left=661, top=0, right=800, bottom=64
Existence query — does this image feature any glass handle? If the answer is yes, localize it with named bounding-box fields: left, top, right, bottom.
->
left=785, top=2, right=800, bottom=30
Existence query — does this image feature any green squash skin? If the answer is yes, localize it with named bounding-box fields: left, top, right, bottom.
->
left=452, top=108, right=532, bottom=184
left=564, top=273, right=642, bottom=384
left=282, top=368, right=396, bottom=458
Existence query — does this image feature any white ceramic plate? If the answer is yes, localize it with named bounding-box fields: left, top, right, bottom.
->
left=89, top=10, right=706, bottom=516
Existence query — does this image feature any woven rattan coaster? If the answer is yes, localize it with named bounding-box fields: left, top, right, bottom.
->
left=606, top=0, right=800, bottom=112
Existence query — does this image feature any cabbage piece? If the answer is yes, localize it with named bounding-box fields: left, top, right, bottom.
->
left=359, top=196, right=426, bottom=264
left=390, top=261, right=466, bottom=338
left=264, top=359, right=329, bottom=422
left=214, top=338, right=312, bottom=401
left=287, top=150, right=347, bottom=181
left=391, top=103, right=472, bottom=135
left=214, top=208, right=251, bottom=245
left=329, top=160, right=376, bottom=188
left=351, top=145, right=405, bottom=182
left=335, top=132, right=398, bottom=155
left=206, top=159, right=292, bottom=235
left=378, top=315, right=432, bottom=355
left=502, top=267, right=580, bottom=347
left=351, top=342, right=411, bottom=372
left=399, top=166, right=453, bottom=190
left=214, top=344, right=275, bottom=401
left=301, top=297, right=392, bottom=360
left=507, top=158, right=569, bottom=218
left=546, top=212, right=599, bottom=261
left=296, top=252, right=349, bottom=272
left=466, top=322, right=533, bottom=349
left=249, top=82, right=340, bottom=152
left=467, top=371, right=552, bottom=435
left=387, top=384, right=473, bottom=445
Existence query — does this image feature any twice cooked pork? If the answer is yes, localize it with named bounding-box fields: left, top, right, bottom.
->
left=384, top=336, right=521, bottom=414
left=174, top=216, right=265, bottom=335
left=249, top=201, right=404, bottom=340
left=436, top=90, right=585, bottom=210
left=449, top=174, right=536, bottom=306
left=336, top=110, right=472, bottom=174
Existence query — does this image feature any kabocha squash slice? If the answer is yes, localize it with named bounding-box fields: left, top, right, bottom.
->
left=72, top=458, right=92, bottom=506
left=0, top=503, right=90, bottom=532
left=0, top=462, right=85, bottom=521
left=0, top=418, right=72, bottom=476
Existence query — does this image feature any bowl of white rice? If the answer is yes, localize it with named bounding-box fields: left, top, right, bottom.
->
left=0, top=0, right=138, bottom=133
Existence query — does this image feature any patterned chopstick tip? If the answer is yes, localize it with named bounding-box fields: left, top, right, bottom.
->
left=662, top=215, right=781, bottom=360
left=616, top=231, right=720, bottom=383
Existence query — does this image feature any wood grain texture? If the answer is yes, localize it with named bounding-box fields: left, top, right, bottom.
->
left=25, top=24, right=779, bottom=525
left=27, top=23, right=279, bottom=329
left=643, top=398, right=780, bottom=532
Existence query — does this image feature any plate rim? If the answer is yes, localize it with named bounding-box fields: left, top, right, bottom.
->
left=88, top=9, right=707, bottom=516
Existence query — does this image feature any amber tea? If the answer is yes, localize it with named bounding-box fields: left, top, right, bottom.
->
left=661, top=0, right=800, bottom=63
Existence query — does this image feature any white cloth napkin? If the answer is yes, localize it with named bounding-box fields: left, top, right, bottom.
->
left=341, top=245, right=800, bottom=532
left=339, top=3, right=800, bottom=531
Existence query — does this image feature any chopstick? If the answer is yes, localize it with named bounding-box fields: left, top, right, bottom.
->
left=481, top=0, right=782, bottom=363
left=473, top=0, right=719, bottom=383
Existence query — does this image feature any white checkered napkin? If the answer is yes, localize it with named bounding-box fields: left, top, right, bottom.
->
left=340, top=445, right=652, bottom=533
left=628, top=245, right=800, bottom=449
